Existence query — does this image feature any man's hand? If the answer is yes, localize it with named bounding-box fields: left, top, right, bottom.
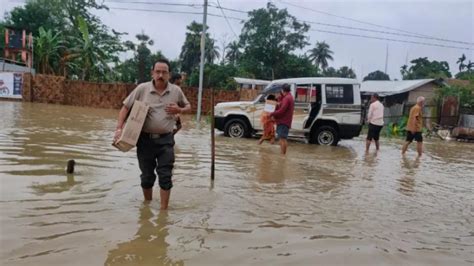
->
left=113, top=128, right=122, bottom=143
left=165, top=103, right=182, bottom=115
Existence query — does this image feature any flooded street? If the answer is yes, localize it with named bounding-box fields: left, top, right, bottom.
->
left=1, top=101, right=473, bottom=265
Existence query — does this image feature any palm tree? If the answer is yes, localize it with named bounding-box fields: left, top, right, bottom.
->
left=337, top=66, right=356, bottom=78
left=225, top=41, right=241, bottom=65
left=35, top=27, right=64, bottom=74
left=400, top=64, right=409, bottom=79
left=205, top=39, right=219, bottom=64
left=179, top=21, right=219, bottom=73
left=457, top=54, right=467, bottom=72
left=308, top=41, right=334, bottom=71
left=466, top=60, right=473, bottom=71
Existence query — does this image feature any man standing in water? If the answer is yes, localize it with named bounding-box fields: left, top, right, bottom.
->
left=271, top=84, right=294, bottom=155
left=366, top=93, right=384, bottom=152
left=114, top=59, right=191, bottom=209
left=402, top=96, right=425, bottom=157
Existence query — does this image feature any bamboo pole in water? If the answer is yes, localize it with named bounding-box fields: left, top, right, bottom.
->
left=211, top=87, right=215, bottom=181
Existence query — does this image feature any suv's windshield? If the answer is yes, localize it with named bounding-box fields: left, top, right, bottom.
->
left=254, top=83, right=284, bottom=102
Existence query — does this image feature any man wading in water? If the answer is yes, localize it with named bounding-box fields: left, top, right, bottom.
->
left=114, top=59, right=191, bottom=210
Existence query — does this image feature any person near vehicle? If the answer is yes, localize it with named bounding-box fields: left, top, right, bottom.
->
left=170, top=73, right=182, bottom=87
left=170, top=73, right=183, bottom=135
left=258, top=94, right=277, bottom=145
left=366, top=93, right=384, bottom=152
left=270, top=84, right=294, bottom=155
left=402, top=96, right=425, bottom=157
left=114, top=59, right=191, bottom=209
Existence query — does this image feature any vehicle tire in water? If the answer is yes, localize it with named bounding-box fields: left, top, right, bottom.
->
left=224, top=118, right=249, bottom=138
left=312, top=125, right=339, bottom=146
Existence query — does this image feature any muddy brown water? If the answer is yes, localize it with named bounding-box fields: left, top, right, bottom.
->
left=0, top=101, right=473, bottom=265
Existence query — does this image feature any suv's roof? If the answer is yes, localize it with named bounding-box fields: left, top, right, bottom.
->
left=270, top=77, right=359, bottom=85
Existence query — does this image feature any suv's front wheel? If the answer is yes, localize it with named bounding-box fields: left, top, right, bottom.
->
left=224, top=118, right=249, bottom=138
left=312, top=125, right=339, bottom=146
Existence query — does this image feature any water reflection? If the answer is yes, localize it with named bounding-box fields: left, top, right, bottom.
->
left=1, top=102, right=473, bottom=265
left=255, top=147, right=287, bottom=183
left=398, top=156, right=420, bottom=196
left=29, top=174, right=81, bottom=195
left=105, top=205, right=183, bottom=266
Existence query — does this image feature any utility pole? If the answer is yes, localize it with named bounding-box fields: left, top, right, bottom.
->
left=197, top=0, right=208, bottom=122
left=384, top=44, right=389, bottom=74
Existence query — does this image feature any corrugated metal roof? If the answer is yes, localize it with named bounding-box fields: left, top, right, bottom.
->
left=360, top=79, right=435, bottom=96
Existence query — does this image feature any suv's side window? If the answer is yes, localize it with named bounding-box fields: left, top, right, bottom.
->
left=295, top=84, right=313, bottom=103
left=325, top=84, right=354, bottom=104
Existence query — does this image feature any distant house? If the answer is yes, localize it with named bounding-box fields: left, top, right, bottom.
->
left=360, top=79, right=441, bottom=105
left=360, top=79, right=443, bottom=125
left=233, top=77, right=271, bottom=91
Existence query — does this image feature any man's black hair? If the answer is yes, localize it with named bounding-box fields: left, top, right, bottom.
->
left=266, top=94, right=276, bottom=101
left=170, top=73, right=182, bottom=84
left=152, top=58, right=171, bottom=71
left=282, top=83, right=291, bottom=92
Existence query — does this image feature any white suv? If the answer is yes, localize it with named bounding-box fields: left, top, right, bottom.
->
left=214, top=77, right=362, bottom=146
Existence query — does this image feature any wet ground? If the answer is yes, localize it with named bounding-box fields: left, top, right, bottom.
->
left=1, top=101, right=473, bottom=265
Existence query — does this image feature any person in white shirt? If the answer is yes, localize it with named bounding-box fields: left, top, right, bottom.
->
left=366, top=93, right=384, bottom=152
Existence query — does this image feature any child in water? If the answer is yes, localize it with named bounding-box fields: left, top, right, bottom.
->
left=258, top=94, right=277, bottom=145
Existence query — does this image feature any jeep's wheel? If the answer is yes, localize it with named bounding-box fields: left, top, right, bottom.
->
left=313, top=126, right=339, bottom=146
left=224, top=118, right=249, bottom=138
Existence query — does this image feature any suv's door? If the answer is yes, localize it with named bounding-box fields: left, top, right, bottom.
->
left=292, top=83, right=313, bottom=131
left=322, top=84, right=359, bottom=124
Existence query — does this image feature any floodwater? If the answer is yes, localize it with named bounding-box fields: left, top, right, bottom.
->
left=0, top=101, right=473, bottom=266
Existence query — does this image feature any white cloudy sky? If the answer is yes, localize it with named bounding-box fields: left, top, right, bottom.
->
left=1, top=0, right=473, bottom=80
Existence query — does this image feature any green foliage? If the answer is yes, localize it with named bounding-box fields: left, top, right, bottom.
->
left=308, top=41, right=334, bottom=70
left=35, top=27, right=64, bottom=74
left=363, top=70, right=390, bottom=81
left=283, top=54, right=320, bottom=78
left=323, top=66, right=356, bottom=78
left=225, top=41, right=241, bottom=66
left=188, top=64, right=248, bottom=90
left=179, top=21, right=219, bottom=74
left=455, top=71, right=474, bottom=80
left=382, top=116, right=408, bottom=138
left=238, top=3, right=310, bottom=80
left=5, top=0, right=125, bottom=81
left=401, top=57, right=452, bottom=80
left=435, top=82, right=474, bottom=109
left=0, top=21, right=5, bottom=55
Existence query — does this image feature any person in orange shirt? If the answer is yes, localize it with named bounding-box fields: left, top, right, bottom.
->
left=402, top=96, right=425, bottom=157
left=258, top=94, right=277, bottom=145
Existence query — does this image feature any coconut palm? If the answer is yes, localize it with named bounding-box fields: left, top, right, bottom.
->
left=457, top=54, right=467, bottom=72
left=308, top=41, right=334, bottom=71
left=179, top=21, right=219, bottom=73
left=466, top=60, right=473, bottom=71
left=225, top=41, right=241, bottom=65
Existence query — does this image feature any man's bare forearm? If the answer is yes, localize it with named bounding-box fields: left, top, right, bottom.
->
left=116, top=106, right=129, bottom=129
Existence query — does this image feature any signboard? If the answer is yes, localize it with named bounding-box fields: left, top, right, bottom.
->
left=0, top=72, right=22, bottom=99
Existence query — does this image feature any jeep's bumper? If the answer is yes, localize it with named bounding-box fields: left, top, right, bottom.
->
left=214, top=116, right=226, bottom=131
